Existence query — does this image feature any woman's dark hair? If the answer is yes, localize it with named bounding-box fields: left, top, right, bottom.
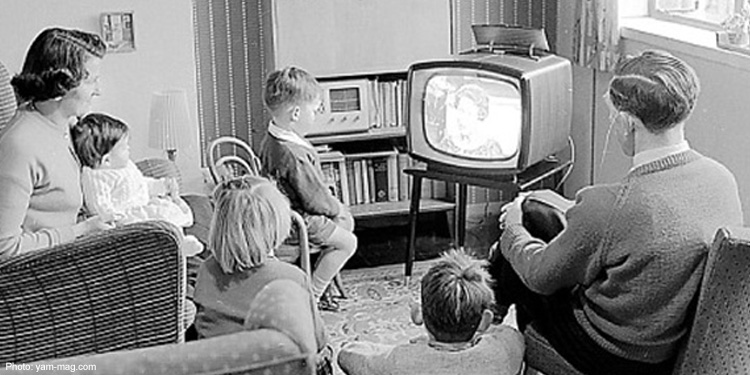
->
left=71, top=113, right=128, bottom=168
left=608, top=50, right=700, bottom=134
left=11, top=27, right=106, bottom=103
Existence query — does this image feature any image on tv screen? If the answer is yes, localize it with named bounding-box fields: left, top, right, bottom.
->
left=424, top=73, right=521, bottom=160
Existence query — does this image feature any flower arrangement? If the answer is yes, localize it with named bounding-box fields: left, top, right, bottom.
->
left=721, top=0, right=750, bottom=45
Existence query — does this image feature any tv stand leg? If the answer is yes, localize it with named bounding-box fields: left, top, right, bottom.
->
left=456, top=183, right=468, bottom=250
left=405, top=175, right=423, bottom=278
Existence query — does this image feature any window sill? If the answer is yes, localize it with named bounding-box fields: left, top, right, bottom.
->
left=620, top=17, right=750, bottom=72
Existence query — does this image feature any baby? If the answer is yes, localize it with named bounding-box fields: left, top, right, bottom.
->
left=71, top=112, right=203, bottom=256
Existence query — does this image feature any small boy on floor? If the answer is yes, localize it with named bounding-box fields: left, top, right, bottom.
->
left=259, top=66, right=357, bottom=311
left=337, top=249, right=524, bottom=375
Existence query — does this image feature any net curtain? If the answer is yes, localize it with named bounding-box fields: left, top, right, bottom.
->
left=573, top=0, right=621, bottom=71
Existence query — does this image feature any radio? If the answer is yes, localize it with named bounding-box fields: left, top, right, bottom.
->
left=309, top=79, right=372, bottom=136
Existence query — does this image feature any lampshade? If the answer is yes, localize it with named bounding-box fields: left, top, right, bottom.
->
left=149, top=89, right=191, bottom=160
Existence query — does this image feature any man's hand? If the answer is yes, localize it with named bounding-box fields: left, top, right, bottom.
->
left=499, top=193, right=527, bottom=229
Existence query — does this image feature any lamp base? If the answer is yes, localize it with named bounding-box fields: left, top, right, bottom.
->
left=166, top=149, right=177, bottom=162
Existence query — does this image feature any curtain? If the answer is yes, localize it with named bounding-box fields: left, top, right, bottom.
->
left=192, top=0, right=274, bottom=166
left=573, top=0, right=621, bottom=71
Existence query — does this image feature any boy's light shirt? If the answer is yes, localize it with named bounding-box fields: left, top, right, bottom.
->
left=630, top=140, right=690, bottom=173
left=268, top=121, right=315, bottom=151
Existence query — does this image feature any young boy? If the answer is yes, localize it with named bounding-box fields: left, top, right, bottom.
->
left=337, top=249, right=524, bottom=375
left=259, top=66, right=357, bottom=311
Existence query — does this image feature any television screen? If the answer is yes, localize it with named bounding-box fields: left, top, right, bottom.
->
left=423, top=74, right=521, bottom=160
left=407, top=52, right=572, bottom=175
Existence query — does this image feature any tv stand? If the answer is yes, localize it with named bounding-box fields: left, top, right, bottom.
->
left=403, top=156, right=572, bottom=280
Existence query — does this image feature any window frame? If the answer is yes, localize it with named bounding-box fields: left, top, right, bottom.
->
left=648, top=0, right=743, bottom=31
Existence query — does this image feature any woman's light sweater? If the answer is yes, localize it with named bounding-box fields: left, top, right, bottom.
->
left=0, top=109, right=82, bottom=259
left=501, top=150, right=743, bottom=363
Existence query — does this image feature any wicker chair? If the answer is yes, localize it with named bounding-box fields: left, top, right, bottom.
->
left=206, top=136, right=345, bottom=297
left=0, top=60, right=18, bottom=130
left=523, top=226, right=750, bottom=375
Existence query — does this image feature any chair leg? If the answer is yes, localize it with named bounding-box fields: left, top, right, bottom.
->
left=332, top=273, right=347, bottom=299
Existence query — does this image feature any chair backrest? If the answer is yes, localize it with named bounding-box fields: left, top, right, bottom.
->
left=0, top=60, right=17, bottom=130
left=207, top=136, right=261, bottom=185
left=672, top=226, right=750, bottom=375
left=0, top=221, right=185, bottom=363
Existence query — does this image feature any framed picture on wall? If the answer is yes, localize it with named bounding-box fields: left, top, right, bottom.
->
left=100, top=11, right=135, bottom=53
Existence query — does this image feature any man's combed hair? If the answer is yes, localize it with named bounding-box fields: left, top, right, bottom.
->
left=12, top=27, right=106, bottom=103
left=420, top=249, right=495, bottom=343
left=71, top=113, right=128, bottom=168
left=209, top=175, right=292, bottom=274
left=263, top=66, right=321, bottom=114
left=609, top=50, right=700, bottom=133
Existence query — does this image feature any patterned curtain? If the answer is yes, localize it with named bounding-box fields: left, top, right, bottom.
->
left=573, top=0, right=621, bottom=71
left=192, top=0, right=274, bottom=166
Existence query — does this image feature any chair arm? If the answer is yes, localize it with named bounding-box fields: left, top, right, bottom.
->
left=20, top=330, right=315, bottom=375
left=0, top=221, right=185, bottom=363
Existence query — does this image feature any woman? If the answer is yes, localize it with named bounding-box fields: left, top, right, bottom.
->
left=0, top=27, right=113, bottom=260
left=490, top=50, right=743, bottom=374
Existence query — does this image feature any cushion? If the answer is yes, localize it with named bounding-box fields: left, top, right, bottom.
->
left=244, top=279, right=318, bottom=354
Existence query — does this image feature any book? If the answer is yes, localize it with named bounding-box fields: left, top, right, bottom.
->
left=387, top=153, right=399, bottom=202
left=352, top=159, right=364, bottom=205
left=319, top=151, right=349, bottom=204
left=397, top=153, right=410, bottom=201
left=361, top=159, right=371, bottom=204
left=346, top=160, right=357, bottom=205
left=370, top=156, right=390, bottom=202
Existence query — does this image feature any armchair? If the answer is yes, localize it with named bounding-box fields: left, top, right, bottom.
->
left=523, top=226, right=750, bottom=375
left=0, top=221, right=186, bottom=363
left=13, top=280, right=319, bottom=375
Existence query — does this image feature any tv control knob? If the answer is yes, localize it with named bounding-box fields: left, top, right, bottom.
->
left=328, top=118, right=335, bottom=123
left=353, top=115, right=360, bottom=122
left=340, top=116, right=347, bottom=122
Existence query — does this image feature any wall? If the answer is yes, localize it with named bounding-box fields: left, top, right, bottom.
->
left=0, top=0, right=203, bottom=193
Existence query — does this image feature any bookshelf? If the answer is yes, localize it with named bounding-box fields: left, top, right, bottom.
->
left=274, top=0, right=456, bottom=232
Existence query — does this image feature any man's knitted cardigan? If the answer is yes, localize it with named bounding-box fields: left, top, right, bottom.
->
left=501, top=150, right=743, bottom=363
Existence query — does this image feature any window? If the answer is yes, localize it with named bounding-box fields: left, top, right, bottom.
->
left=650, top=0, right=742, bottom=29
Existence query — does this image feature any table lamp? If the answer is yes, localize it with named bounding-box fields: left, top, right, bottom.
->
left=148, top=89, right=191, bottom=162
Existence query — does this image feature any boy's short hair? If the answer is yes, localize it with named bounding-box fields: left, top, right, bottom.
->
left=210, top=175, right=292, bottom=274
left=263, top=66, right=321, bottom=114
left=71, top=112, right=129, bottom=168
left=421, top=249, right=494, bottom=343
left=609, top=49, right=699, bottom=133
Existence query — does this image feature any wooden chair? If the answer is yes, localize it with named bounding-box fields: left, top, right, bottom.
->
left=522, top=226, right=750, bottom=375
left=206, top=136, right=346, bottom=298
left=207, top=136, right=262, bottom=185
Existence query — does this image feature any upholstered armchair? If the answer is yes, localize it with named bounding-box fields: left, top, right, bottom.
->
left=11, top=280, right=319, bottom=375
left=0, top=221, right=188, bottom=363
left=523, top=226, right=750, bottom=375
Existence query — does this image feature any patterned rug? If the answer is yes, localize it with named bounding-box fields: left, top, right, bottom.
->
left=321, top=260, right=438, bottom=374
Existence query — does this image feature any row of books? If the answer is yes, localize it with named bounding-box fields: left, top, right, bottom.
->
left=319, top=150, right=450, bottom=206
left=367, top=79, right=407, bottom=130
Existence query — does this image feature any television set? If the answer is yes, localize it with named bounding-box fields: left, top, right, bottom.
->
left=406, top=50, right=572, bottom=175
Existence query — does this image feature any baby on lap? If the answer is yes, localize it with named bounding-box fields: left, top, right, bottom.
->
left=71, top=113, right=202, bottom=257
